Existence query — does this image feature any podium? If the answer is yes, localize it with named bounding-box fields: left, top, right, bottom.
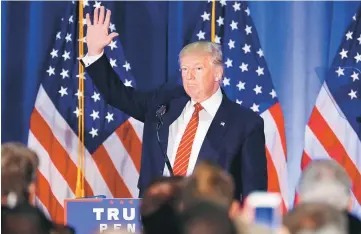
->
left=64, top=198, right=142, bottom=234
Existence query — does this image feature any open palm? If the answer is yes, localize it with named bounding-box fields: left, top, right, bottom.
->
left=86, top=6, right=118, bottom=56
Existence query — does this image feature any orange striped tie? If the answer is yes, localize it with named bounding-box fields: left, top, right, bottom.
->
left=173, top=103, right=203, bottom=176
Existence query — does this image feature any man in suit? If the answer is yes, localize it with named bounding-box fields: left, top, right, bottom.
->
left=82, top=7, right=267, bottom=201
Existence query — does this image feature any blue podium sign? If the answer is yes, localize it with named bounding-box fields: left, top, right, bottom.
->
left=64, top=198, right=142, bottom=234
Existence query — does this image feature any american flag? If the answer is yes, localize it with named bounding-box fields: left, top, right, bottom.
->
left=300, top=7, right=361, bottom=217
left=189, top=0, right=288, bottom=211
left=27, top=1, right=144, bottom=223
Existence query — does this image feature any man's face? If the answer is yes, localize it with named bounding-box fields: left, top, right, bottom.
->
left=180, top=52, right=222, bottom=103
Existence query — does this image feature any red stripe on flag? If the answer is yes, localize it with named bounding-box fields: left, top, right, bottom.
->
left=30, top=109, right=94, bottom=197
left=36, top=170, right=64, bottom=224
left=301, top=151, right=312, bottom=170
left=268, top=103, right=287, bottom=158
left=115, top=120, right=142, bottom=173
left=309, top=108, right=361, bottom=205
left=92, top=145, right=132, bottom=198
left=266, top=147, right=287, bottom=214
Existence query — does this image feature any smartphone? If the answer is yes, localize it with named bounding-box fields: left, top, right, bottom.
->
left=244, top=192, right=282, bottom=229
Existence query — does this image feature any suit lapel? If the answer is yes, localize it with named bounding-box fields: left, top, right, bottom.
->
left=157, top=96, right=190, bottom=152
left=197, top=95, right=231, bottom=163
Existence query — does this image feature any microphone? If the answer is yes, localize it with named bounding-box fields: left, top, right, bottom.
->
left=155, top=104, right=174, bottom=176
left=156, top=104, right=167, bottom=130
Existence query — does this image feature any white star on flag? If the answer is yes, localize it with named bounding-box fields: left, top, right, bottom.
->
left=105, top=112, right=114, bottom=123
left=123, top=61, right=131, bottom=71
left=108, top=40, right=117, bottom=50
left=270, top=89, right=277, bottom=98
left=354, top=52, right=361, bottom=63
left=124, top=79, right=133, bottom=87
left=60, top=69, right=69, bottom=79
left=46, top=66, right=55, bottom=76
left=214, top=35, right=221, bottom=44
left=91, top=92, right=100, bottom=102
left=73, top=107, right=81, bottom=118
left=201, top=11, right=210, bottom=21
left=109, top=58, right=117, bottom=67
left=56, top=32, right=61, bottom=40
left=62, top=51, right=70, bottom=61
left=197, top=30, right=206, bottom=40
left=245, top=7, right=250, bottom=16
left=257, top=49, right=264, bottom=58
left=230, top=20, right=238, bottom=30
left=242, top=44, right=251, bottom=54
left=351, top=72, right=359, bottom=82
left=346, top=31, right=353, bottom=40
left=109, top=23, right=116, bottom=32
left=237, top=81, right=246, bottom=90
left=65, top=33, right=72, bottom=42
left=348, top=89, right=357, bottom=100
left=233, top=2, right=241, bottom=11
left=50, top=49, right=58, bottom=58
left=93, top=1, right=101, bottom=8
left=75, top=89, right=83, bottom=98
left=223, top=77, right=230, bottom=86
left=228, top=39, right=235, bottom=49
left=239, top=63, right=248, bottom=72
left=89, top=128, right=98, bottom=138
left=250, top=103, right=260, bottom=112
left=339, top=48, right=348, bottom=59
left=90, top=110, right=100, bottom=120
left=217, top=16, right=224, bottom=26
left=58, top=86, right=68, bottom=97
left=256, top=66, right=264, bottom=76
left=245, top=25, right=252, bottom=35
left=225, top=58, right=233, bottom=68
left=253, top=85, right=262, bottom=95
left=335, top=67, right=344, bottom=77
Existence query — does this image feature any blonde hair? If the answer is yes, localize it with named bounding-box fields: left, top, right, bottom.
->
left=179, top=41, right=223, bottom=67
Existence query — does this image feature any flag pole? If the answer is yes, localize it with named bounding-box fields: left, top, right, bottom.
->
left=211, top=0, right=216, bottom=42
left=76, top=0, right=85, bottom=198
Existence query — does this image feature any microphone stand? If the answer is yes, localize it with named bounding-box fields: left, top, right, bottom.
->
left=156, top=117, right=174, bottom=176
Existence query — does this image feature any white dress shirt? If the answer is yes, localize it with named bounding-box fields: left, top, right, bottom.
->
left=81, top=52, right=104, bottom=67
left=163, top=87, right=223, bottom=176
left=81, top=52, right=223, bottom=177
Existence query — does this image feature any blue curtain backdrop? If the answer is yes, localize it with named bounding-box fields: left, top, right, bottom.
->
left=2, top=1, right=360, bottom=206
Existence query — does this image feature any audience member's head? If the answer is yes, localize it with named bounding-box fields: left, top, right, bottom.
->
left=179, top=200, right=237, bottom=234
left=298, top=159, right=351, bottom=211
left=179, top=160, right=237, bottom=213
left=1, top=142, right=39, bottom=207
left=140, top=176, right=184, bottom=234
left=283, top=202, right=347, bottom=234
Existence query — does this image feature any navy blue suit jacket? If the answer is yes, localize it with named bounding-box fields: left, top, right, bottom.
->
left=85, top=54, right=268, bottom=201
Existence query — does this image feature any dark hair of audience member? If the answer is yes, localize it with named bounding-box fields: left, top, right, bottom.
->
left=179, top=200, right=237, bottom=234
left=140, top=176, right=184, bottom=234
left=179, top=160, right=235, bottom=211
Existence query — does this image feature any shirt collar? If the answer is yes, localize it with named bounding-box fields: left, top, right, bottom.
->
left=191, top=87, right=223, bottom=117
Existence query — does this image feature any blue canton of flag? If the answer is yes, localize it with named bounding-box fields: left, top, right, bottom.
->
left=327, top=8, right=361, bottom=140
left=189, top=0, right=278, bottom=113
left=188, top=0, right=289, bottom=212
left=43, top=1, right=137, bottom=152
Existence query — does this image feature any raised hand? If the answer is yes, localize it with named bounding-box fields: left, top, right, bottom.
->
left=85, top=6, right=118, bottom=56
